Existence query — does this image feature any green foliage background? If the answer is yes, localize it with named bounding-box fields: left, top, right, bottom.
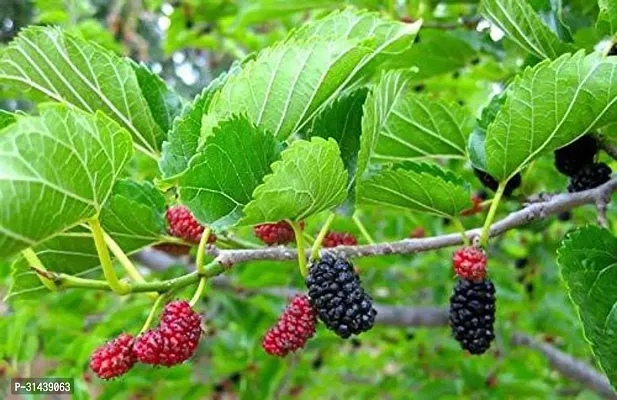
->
left=1, top=0, right=617, bottom=399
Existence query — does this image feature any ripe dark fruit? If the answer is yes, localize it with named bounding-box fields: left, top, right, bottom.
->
left=306, top=254, right=377, bottom=338
left=473, top=168, right=521, bottom=197
left=262, top=295, right=317, bottom=357
left=254, top=221, right=303, bottom=245
left=514, top=258, right=528, bottom=269
left=449, top=279, right=496, bottom=355
left=452, top=247, right=487, bottom=281
left=554, top=135, right=598, bottom=176
left=134, top=301, right=202, bottom=367
left=166, top=206, right=217, bottom=244
left=90, top=333, right=136, bottom=379
left=557, top=211, right=572, bottom=221
left=567, top=163, right=612, bottom=192
left=322, top=232, right=357, bottom=248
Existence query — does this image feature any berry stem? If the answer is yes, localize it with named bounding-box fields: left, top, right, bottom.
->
left=140, top=293, right=168, bottom=333
left=21, top=248, right=58, bottom=291
left=288, top=220, right=308, bottom=278
left=189, top=277, right=207, bottom=307
left=480, top=182, right=507, bottom=247
left=88, top=217, right=130, bottom=295
left=352, top=213, right=375, bottom=245
left=451, top=218, right=470, bottom=246
left=302, top=232, right=315, bottom=245
left=196, top=227, right=212, bottom=274
left=103, top=233, right=144, bottom=283
left=310, top=212, right=336, bottom=261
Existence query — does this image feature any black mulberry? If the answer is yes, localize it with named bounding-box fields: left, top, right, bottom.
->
left=473, top=168, right=521, bottom=197
left=306, top=254, right=377, bottom=338
left=449, top=278, right=496, bottom=355
left=554, top=135, right=598, bottom=176
left=567, top=163, right=612, bottom=193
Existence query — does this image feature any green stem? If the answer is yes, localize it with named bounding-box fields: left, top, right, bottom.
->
left=302, top=232, right=315, bottom=246
left=196, top=227, right=212, bottom=274
left=88, top=217, right=130, bottom=295
left=480, top=182, right=507, bottom=247
left=451, top=218, right=470, bottom=246
left=104, top=233, right=144, bottom=283
left=352, top=213, right=375, bottom=245
left=288, top=220, right=308, bottom=278
left=37, top=260, right=223, bottom=294
left=140, top=294, right=167, bottom=333
left=189, top=277, right=208, bottom=307
left=310, top=212, right=336, bottom=261
left=22, top=248, right=57, bottom=291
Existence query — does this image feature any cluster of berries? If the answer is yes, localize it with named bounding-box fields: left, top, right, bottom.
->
left=554, top=135, right=612, bottom=192
left=90, top=301, right=202, bottom=379
left=449, top=246, right=496, bottom=355
left=262, top=254, right=377, bottom=356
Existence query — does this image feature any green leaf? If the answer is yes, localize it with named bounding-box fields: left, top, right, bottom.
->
left=159, top=68, right=236, bottom=179
left=357, top=163, right=471, bottom=217
left=207, top=37, right=372, bottom=140
left=468, top=92, right=508, bottom=170
left=480, top=0, right=575, bottom=59
left=381, top=29, right=477, bottom=80
left=291, top=8, right=421, bottom=74
left=99, top=180, right=168, bottom=250
left=557, top=225, right=617, bottom=391
left=307, top=88, right=367, bottom=190
left=0, top=104, right=133, bottom=258
left=130, top=60, right=183, bottom=134
left=597, top=0, right=617, bottom=37
left=178, top=117, right=283, bottom=231
left=357, top=70, right=473, bottom=182
left=0, top=110, right=16, bottom=130
left=0, top=26, right=164, bottom=157
left=207, top=9, right=420, bottom=141
left=242, top=137, right=348, bottom=223
left=485, top=51, right=617, bottom=181
left=6, top=179, right=167, bottom=301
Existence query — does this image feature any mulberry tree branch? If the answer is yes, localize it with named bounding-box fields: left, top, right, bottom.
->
left=511, top=333, right=617, bottom=400
left=204, top=177, right=617, bottom=266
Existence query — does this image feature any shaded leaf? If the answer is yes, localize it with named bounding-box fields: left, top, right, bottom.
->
left=381, top=29, right=477, bottom=80
left=0, top=104, right=133, bottom=258
left=130, top=60, right=183, bottom=134
left=357, top=70, right=473, bottom=182
left=159, top=67, right=237, bottom=179
left=307, top=88, right=367, bottom=190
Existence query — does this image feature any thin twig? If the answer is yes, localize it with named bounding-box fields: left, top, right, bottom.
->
left=512, top=333, right=617, bottom=399
left=200, top=178, right=617, bottom=266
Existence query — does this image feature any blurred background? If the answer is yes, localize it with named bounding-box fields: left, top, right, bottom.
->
left=1, top=0, right=616, bottom=399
